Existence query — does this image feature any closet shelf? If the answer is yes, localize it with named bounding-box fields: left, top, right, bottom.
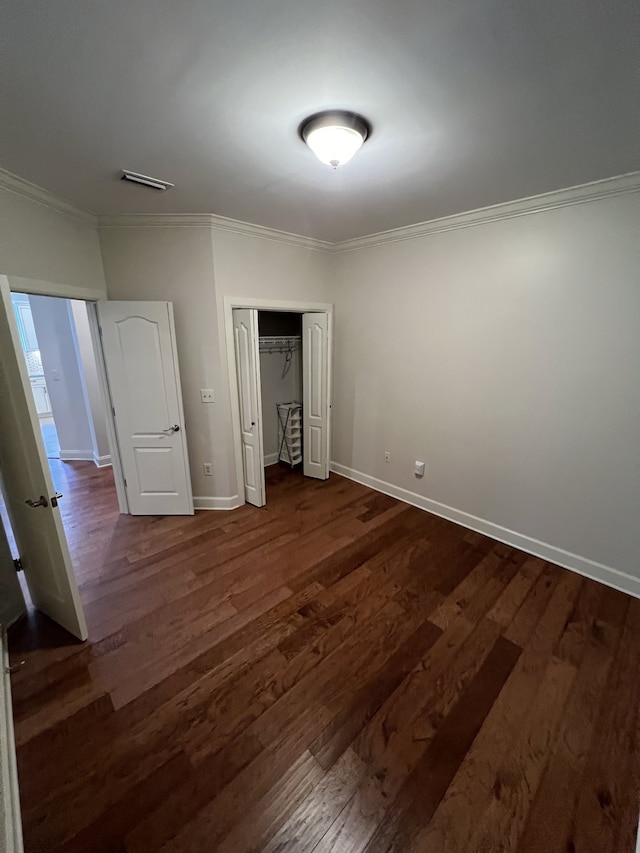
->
left=259, top=335, right=301, bottom=354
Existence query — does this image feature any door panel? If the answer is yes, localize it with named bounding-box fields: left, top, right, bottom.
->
left=233, top=309, right=265, bottom=507
left=303, top=313, right=329, bottom=480
left=0, top=277, right=87, bottom=640
left=98, top=302, right=193, bottom=516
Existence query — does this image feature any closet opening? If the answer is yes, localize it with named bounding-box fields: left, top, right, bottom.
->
left=259, top=311, right=303, bottom=476
left=229, top=301, right=332, bottom=509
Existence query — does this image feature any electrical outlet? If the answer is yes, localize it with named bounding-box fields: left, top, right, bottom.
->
left=200, top=388, right=215, bottom=403
left=414, top=460, right=425, bottom=478
left=203, top=462, right=213, bottom=476
left=384, top=451, right=391, bottom=463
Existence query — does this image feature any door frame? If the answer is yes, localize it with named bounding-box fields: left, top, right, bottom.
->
left=223, top=296, right=333, bottom=507
left=3, top=276, right=129, bottom=514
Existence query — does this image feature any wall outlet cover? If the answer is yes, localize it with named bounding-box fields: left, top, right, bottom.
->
left=200, top=388, right=215, bottom=403
left=414, top=460, right=425, bottom=477
left=203, top=462, right=213, bottom=476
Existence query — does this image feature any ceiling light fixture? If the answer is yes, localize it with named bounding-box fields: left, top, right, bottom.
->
left=300, top=110, right=370, bottom=169
left=120, top=169, right=174, bottom=191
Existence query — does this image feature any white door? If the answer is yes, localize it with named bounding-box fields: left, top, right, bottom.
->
left=303, top=312, right=330, bottom=480
left=232, top=309, right=265, bottom=507
left=0, top=277, right=88, bottom=640
left=98, top=302, right=193, bottom=516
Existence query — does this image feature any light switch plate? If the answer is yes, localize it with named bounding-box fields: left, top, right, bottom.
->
left=200, top=388, right=215, bottom=403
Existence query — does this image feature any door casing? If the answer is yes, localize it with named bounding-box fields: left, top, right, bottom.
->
left=223, top=296, right=333, bottom=507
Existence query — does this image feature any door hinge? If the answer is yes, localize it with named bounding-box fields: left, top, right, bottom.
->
left=13, top=558, right=23, bottom=573
left=123, top=478, right=127, bottom=488
left=112, top=406, right=116, bottom=418
left=99, top=325, right=103, bottom=337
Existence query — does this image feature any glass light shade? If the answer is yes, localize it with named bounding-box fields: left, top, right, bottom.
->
left=305, top=124, right=365, bottom=168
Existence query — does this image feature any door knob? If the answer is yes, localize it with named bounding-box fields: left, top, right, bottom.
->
left=25, top=495, right=48, bottom=508
left=162, top=424, right=180, bottom=433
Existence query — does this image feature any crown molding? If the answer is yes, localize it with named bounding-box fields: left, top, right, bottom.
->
left=98, top=213, right=213, bottom=229
left=98, top=212, right=332, bottom=252
left=0, top=167, right=97, bottom=225
left=331, top=171, right=640, bottom=253
left=3, top=165, right=638, bottom=252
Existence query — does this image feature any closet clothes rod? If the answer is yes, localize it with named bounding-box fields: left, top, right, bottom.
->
left=258, top=335, right=301, bottom=353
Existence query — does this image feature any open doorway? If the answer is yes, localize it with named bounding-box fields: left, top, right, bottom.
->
left=7, top=292, right=118, bottom=514
left=0, top=293, right=119, bottom=620
left=228, top=299, right=332, bottom=508
left=258, top=311, right=303, bottom=475
left=10, top=293, right=112, bottom=470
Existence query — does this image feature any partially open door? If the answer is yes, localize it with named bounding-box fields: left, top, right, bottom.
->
left=98, top=301, right=193, bottom=516
left=233, top=309, right=265, bottom=507
left=302, top=312, right=330, bottom=480
left=0, top=277, right=87, bottom=641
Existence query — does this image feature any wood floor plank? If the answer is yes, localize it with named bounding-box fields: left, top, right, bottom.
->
left=516, top=585, right=628, bottom=853
left=567, top=595, right=640, bottom=853
left=6, top=461, right=638, bottom=853
left=361, top=635, right=522, bottom=852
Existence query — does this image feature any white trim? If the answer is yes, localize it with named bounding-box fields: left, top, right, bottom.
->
left=6, top=277, right=107, bottom=302
left=165, top=302, right=195, bottom=516
left=0, top=166, right=96, bottom=226
left=193, top=495, right=242, bottom=511
left=85, top=303, right=129, bottom=515
left=330, top=462, right=640, bottom=600
left=1, top=630, right=24, bottom=853
left=223, top=297, right=334, bottom=510
left=225, top=296, right=333, bottom=313
left=3, top=164, right=639, bottom=253
left=98, top=213, right=213, bottom=229
left=98, top=213, right=331, bottom=252
left=59, top=449, right=95, bottom=462
left=331, top=171, right=640, bottom=253
left=4, top=164, right=637, bottom=253
left=264, top=452, right=279, bottom=467
left=94, top=454, right=112, bottom=468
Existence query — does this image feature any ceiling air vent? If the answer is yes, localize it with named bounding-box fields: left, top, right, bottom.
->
left=120, top=170, right=174, bottom=191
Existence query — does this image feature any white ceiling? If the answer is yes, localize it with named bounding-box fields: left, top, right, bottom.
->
left=1, top=0, right=638, bottom=242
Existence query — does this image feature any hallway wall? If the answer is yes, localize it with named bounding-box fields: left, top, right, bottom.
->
left=29, top=295, right=95, bottom=462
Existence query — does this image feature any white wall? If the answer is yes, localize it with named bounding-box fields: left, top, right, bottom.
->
left=99, top=225, right=329, bottom=503
left=69, top=301, right=111, bottom=465
left=28, top=296, right=96, bottom=461
left=329, top=192, right=640, bottom=585
left=0, top=186, right=105, bottom=297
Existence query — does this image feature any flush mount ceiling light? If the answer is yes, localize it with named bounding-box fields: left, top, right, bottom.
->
left=300, top=110, right=370, bottom=169
left=121, top=169, right=174, bottom=191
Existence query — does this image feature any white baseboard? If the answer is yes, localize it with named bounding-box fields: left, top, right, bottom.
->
left=330, top=462, right=640, bottom=600
left=193, top=494, right=242, bottom=511
left=264, top=452, right=279, bottom=467
left=93, top=454, right=112, bottom=468
left=59, top=450, right=95, bottom=462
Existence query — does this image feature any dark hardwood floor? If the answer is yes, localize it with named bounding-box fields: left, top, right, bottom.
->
left=8, top=460, right=640, bottom=852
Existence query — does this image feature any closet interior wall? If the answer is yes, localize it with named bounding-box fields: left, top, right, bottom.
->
left=258, top=312, right=302, bottom=466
